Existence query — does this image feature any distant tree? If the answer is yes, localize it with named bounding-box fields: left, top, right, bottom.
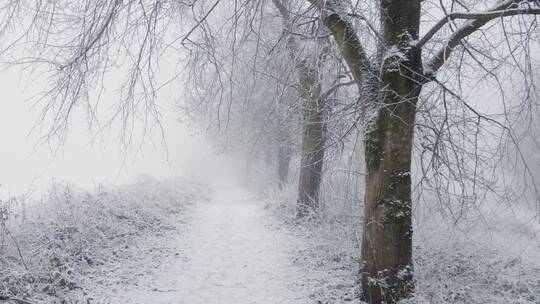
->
left=272, top=0, right=331, bottom=217
left=176, top=5, right=301, bottom=186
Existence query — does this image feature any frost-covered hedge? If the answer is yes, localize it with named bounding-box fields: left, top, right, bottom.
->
left=0, top=176, right=207, bottom=303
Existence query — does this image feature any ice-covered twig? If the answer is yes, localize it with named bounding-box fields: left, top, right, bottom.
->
left=418, top=7, right=540, bottom=49
left=424, top=0, right=540, bottom=73
left=0, top=295, right=35, bottom=304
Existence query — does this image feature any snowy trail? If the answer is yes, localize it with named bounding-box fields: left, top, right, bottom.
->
left=101, top=185, right=317, bottom=304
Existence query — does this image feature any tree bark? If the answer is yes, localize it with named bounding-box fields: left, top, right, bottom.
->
left=277, top=145, right=291, bottom=187
left=319, top=0, right=422, bottom=302
left=360, top=1, right=422, bottom=302
left=272, top=0, right=329, bottom=217
left=297, top=87, right=327, bottom=217
left=361, top=86, right=420, bottom=303
left=277, top=127, right=292, bottom=187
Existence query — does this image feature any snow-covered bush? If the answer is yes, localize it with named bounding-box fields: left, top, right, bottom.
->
left=0, top=176, right=207, bottom=303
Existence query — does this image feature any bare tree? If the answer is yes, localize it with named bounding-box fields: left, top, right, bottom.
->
left=272, top=0, right=331, bottom=217
left=175, top=1, right=305, bottom=186
left=2, top=1, right=540, bottom=303
left=306, top=0, right=540, bottom=302
left=0, top=0, right=221, bottom=150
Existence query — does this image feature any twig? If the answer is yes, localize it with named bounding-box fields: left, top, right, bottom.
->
left=1, top=225, right=28, bottom=271
left=0, top=295, right=35, bottom=304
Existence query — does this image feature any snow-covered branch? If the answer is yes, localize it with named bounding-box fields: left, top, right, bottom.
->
left=321, top=80, right=354, bottom=100
left=307, top=0, right=374, bottom=102
left=418, top=8, right=540, bottom=49
left=424, top=0, right=540, bottom=74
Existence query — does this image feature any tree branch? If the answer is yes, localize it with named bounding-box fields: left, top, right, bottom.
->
left=418, top=8, right=540, bottom=48
left=307, top=0, right=373, bottom=100
left=181, top=0, right=221, bottom=46
left=271, top=0, right=309, bottom=73
left=271, top=0, right=289, bottom=20
left=424, top=0, right=540, bottom=74
left=321, top=80, right=354, bottom=100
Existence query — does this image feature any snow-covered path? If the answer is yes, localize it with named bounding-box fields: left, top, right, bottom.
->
left=99, top=185, right=329, bottom=304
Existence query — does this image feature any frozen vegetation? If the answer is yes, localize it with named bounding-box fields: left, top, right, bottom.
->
left=1, top=176, right=538, bottom=303
left=0, top=176, right=207, bottom=303
left=0, top=1, right=539, bottom=303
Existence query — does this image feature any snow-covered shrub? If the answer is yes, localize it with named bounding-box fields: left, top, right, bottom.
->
left=0, top=176, right=207, bottom=303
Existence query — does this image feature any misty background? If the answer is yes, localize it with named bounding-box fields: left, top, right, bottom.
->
left=0, top=67, right=248, bottom=197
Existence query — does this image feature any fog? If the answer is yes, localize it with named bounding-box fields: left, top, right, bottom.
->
left=0, top=69, right=243, bottom=198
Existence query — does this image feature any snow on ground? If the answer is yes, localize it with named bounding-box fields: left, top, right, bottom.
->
left=83, top=185, right=358, bottom=303
left=0, top=176, right=209, bottom=303
left=3, top=178, right=540, bottom=303
left=412, top=204, right=540, bottom=304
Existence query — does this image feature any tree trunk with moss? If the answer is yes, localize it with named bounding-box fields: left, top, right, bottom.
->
left=361, top=67, right=420, bottom=303
left=359, top=2, right=422, bottom=301
left=320, top=0, right=422, bottom=302
left=309, top=0, right=539, bottom=301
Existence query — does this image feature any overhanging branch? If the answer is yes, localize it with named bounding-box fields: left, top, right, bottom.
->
left=418, top=7, right=540, bottom=49
left=424, top=0, right=540, bottom=74
left=306, top=0, right=373, bottom=101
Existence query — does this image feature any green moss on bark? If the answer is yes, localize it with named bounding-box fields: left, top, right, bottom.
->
left=364, top=118, right=382, bottom=170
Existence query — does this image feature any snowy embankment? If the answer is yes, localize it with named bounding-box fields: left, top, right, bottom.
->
left=0, top=176, right=209, bottom=303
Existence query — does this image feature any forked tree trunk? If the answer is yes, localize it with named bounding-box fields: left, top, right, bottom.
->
left=320, top=0, right=423, bottom=302
left=359, top=1, right=422, bottom=302
left=310, top=0, right=537, bottom=301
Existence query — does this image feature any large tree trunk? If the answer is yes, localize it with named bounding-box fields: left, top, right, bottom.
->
left=360, top=92, right=419, bottom=303
left=359, top=1, right=423, bottom=302
left=310, top=0, right=538, bottom=302
left=317, top=0, right=422, bottom=301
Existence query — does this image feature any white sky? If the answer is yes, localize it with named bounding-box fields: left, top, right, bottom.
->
left=0, top=67, right=243, bottom=198
left=1, top=1, right=536, bottom=200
